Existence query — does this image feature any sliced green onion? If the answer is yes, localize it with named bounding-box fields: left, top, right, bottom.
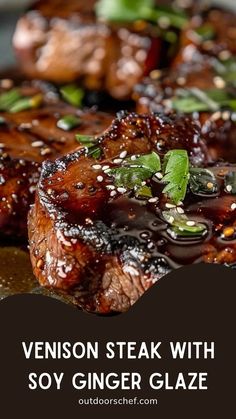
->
left=75, top=134, right=101, bottom=159
left=60, top=85, right=84, bottom=107
left=9, top=94, right=43, bottom=113
left=87, top=146, right=102, bottom=159
left=57, top=114, right=81, bottom=131
left=163, top=209, right=207, bottom=238
left=75, top=134, right=95, bottom=147
left=0, top=88, right=21, bottom=111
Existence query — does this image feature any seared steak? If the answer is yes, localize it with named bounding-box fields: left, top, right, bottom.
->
left=27, top=112, right=221, bottom=314
left=174, top=7, right=236, bottom=67
left=13, top=0, right=178, bottom=99
left=134, top=59, right=236, bottom=162
left=0, top=80, right=112, bottom=237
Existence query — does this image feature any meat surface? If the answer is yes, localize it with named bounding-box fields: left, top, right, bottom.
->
left=0, top=80, right=113, bottom=237
left=134, top=59, right=236, bottom=163
left=13, top=0, right=170, bottom=99
left=28, top=112, right=221, bottom=314
left=174, top=7, right=236, bottom=67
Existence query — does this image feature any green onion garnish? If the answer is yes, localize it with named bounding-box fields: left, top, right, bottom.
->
left=60, top=85, right=84, bottom=107
left=9, top=94, right=43, bottom=113
left=57, top=115, right=81, bottom=131
left=75, top=134, right=101, bottom=159
left=172, top=87, right=236, bottom=113
left=163, top=209, right=207, bottom=238
left=0, top=88, right=21, bottom=111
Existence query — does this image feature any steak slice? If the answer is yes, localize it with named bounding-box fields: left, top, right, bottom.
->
left=134, top=59, right=236, bottom=163
left=0, top=80, right=113, bottom=237
left=28, top=112, right=216, bottom=313
left=174, top=7, right=236, bottom=66
left=13, top=0, right=168, bottom=99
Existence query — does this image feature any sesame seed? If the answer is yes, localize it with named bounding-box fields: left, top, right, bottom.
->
left=119, top=150, right=127, bottom=159
left=117, top=187, right=127, bottom=193
left=1, top=79, right=13, bottom=89
left=169, top=216, right=174, bottom=224
left=222, top=111, right=231, bottom=121
left=177, top=201, right=183, bottom=206
left=218, top=50, right=231, bottom=60
left=150, top=69, right=162, bottom=80
left=29, top=186, right=36, bottom=194
left=141, top=181, right=146, bottom=186
left=31, top=140, right=44, bottom=148
left=213, top=76, right=226, bottom=89
left=102, top=165, right=110, bottom=171
left=166, top=203, right=176, bottom=208
left=106, top=185, right=115, bottom=190
left=177, top=207, right=185, bottom=214
left=231, top=203, right=236, bottom=210
left=207, top=182, right=214, bottom=189
left=130, top=155, right=137, bottom=161
left=41, top=148, right=52, bottom=156
left=104, top=168, right=111, bottom=174
left=211, top=111, right=221, bottom=122
left=92, top=164, right=102, bottom=170
left=158, top=16, right=170, bottom=29
left=231, top=112, right=236, bottom=121
left=97, top=175, right=103, bottom=182
left=226, top=185, right=232, bottom=192
left=177, top=76, right=186, bottom=86
left=155, top=172, right=163, bottom=179
left=186, top=221, right=195, bottom=226
left=110, top=190, right=117, bottom=197
left=113, top=158, right=122, bottom=164
left=148, top=197, right=158, bottom=203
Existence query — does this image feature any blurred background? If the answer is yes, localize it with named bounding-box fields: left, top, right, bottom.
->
left=0, top=0, right=236, bottom=70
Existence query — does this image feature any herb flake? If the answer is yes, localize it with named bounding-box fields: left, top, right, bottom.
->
left=162, top=149, right=189, bottom=204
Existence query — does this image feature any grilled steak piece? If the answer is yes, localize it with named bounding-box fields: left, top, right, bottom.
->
left=28, top=112, right=214, bottom=313
left=134, top=59, right=236, bottom=163
left=13, top=0, right=172, bottom=99
left=174, top=7, right=236, bottom=67
left=0, top=80, right=112, bottom=237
